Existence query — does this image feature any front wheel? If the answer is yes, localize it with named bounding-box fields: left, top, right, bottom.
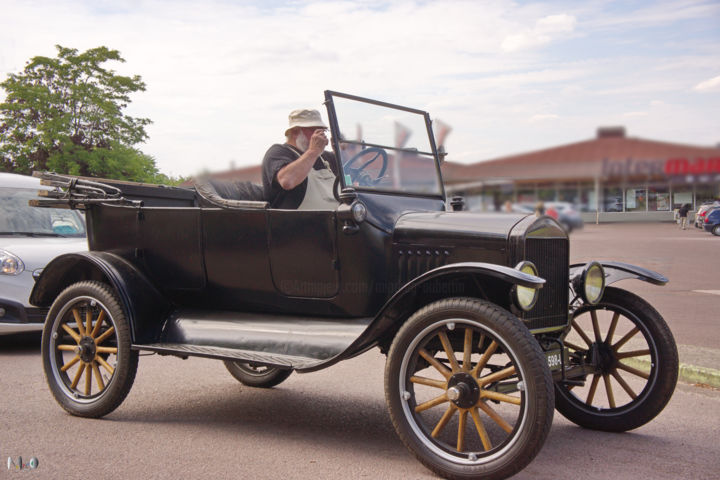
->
left=224, top=361, right=292, bottom=388
left=385, top=298, right=553, bottom=480
left=555, top=287, right=678, bottom=432
left=42, top=281, right=138, bottom=418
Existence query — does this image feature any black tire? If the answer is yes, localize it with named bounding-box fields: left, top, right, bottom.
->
left=712, top=225, right=720, bottom=236
left=224, top=361, right=292, bottom=388
left=385, top=298, right=553, bottom=480
left=41, top=281, right=138, bottom=418
left=555, top=287, right=678, bottom=432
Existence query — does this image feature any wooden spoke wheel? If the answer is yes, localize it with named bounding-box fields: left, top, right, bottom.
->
left=385, top=298, right=553, bottom=480
left=223, top=361, right=292, bottom=388
left=42, top=281, right=138, bottom=418
left=556, top=287, right=678, bottom=432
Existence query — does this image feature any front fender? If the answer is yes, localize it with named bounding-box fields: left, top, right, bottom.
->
left=30, top=252, right=171, bottom=343
left=331, top=262, right=545, bottom=364
left=570, top=261, right=668, bottom=287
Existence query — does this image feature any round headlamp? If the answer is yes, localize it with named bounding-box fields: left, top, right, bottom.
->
left=1, top=249, right=25, bottom=276
left=574, top=261, right=605, bottom=305
left=514, top=261, right=539, bottom=311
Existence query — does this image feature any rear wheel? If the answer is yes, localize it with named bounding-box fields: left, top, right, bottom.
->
left=712, top=225, right=720, bottom=236
left=42, top=281, right=138, bottom=418
left=385, top=298, right=553, bottom=480
left=224, top=361, right=292, bottom=388
left=556, top=287, right=678, bottom=431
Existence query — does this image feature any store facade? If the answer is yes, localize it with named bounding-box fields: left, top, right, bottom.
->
left=443, top=128, right=720, bottom=222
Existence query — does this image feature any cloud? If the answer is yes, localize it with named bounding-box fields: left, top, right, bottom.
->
left=502, top=13, right=577, bottom=52
left=694, top=75, right=720, bottom=92
left=530, top=114, right=559, bottom=122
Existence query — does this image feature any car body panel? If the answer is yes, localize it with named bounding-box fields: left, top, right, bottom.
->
left=570, top=260, right=669, bottom=288
left=702, top=207, right=720, bottom=233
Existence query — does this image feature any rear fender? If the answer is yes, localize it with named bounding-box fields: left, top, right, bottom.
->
left=339, top=262, right=545, bottom=360
left=570, top=261, right=668, bottom=287
left=30, top=252, right=171, bottom=343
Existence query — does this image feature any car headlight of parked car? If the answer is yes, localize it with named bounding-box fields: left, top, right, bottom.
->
left=1, top=249, right=25, bottom=275
left=514, top=261, right=540, bottom=311
left=572, top=261, right=605, bottom=304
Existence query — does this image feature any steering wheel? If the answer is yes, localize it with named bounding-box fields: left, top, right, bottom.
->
left=342, top=147, right=388, bottom=187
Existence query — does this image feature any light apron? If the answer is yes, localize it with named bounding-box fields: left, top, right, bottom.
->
left=297, top=154, right=339, bottom=210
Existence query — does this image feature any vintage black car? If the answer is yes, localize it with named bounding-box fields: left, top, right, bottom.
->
left=30, top=92, right=678, bottom=480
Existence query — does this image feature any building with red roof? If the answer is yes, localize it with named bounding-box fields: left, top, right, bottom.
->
left=443, top=127, right=720, bottom=221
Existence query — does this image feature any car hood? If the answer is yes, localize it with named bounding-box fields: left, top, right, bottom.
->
left=0, top=236, right=88, bottom=271
left=393, top=211, right=526, bottom=247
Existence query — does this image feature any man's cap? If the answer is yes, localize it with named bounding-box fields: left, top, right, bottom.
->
left=285, top=109, right=327, bottom=136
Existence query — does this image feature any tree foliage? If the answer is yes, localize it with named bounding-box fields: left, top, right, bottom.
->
left=0, top=45, right=168, bottom=183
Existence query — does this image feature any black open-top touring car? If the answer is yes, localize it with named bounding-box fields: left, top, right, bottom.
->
left=30, top=91, right=678, bottom=480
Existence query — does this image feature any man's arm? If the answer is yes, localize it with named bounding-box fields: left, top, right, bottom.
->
left=276, top=129, right=328, bottom=190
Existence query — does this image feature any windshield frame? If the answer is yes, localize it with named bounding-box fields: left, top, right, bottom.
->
left=324, top=90, right=446, bottom=200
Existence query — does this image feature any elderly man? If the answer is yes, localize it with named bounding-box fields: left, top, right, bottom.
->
left=262, top=109, right=338, bottom=209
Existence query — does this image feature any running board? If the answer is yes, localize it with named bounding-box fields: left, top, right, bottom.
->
left=133, top=310, right=373, bottom=372
left=133, top=343, right=325, bottom=370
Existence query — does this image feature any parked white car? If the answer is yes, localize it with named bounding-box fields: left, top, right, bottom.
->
left=1, top=172, right=87, bottom=334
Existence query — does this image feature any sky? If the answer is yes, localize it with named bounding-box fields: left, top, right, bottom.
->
left=1, top=0, right=719, bottom=178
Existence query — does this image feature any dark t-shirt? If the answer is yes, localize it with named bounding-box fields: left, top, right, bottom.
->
left=262, top=144, right=338, bottom=209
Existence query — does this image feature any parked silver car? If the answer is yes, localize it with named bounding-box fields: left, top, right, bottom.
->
left=0, top=173, right=87, bottom=334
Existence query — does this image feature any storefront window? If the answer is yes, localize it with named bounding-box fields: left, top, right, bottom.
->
left=673, top=191, right=693, bottom=209
left=580, top=183, right=596, bottom=212
left=648, top=185, right=670, bottom=211
left=517, top=187, right=536, bottom=203
left=625, top=186, right=647, bottom=212
left=558, top=182, right=579, bottom=204
left=537, top=182, right=555, bottom=202
left=696, top=184, right=720, bottom=205
left=602, top=187, right=623, bottom=212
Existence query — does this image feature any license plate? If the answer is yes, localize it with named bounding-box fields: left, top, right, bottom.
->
left=545, top=350, right=563, bottom=371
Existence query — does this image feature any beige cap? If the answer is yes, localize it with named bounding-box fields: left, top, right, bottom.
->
left=284, top=109, right=328, bottom=136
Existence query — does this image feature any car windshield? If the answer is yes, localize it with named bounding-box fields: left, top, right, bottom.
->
left=0, top=187, right=86, bottom=237
left=327, top=92, right=443, bottom=197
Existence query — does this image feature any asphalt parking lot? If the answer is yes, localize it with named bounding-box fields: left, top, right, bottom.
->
left=1, top=220, right=718, bottom=479
left=569, top=221, right=720, bottom=381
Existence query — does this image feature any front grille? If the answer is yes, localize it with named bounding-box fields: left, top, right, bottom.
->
left=521, top=238, right=569, bottom=330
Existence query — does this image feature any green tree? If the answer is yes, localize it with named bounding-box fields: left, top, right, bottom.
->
left=0, top=45, right=165, bottom=182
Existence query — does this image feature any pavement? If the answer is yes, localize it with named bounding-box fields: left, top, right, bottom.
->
left=568, top=221, right=720, bottom=388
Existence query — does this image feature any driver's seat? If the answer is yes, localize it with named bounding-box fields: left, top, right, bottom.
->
left=194, top=178, right=268, bottom=209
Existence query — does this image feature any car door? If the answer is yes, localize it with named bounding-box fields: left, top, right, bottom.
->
left=268, top=210, right=339, bottom=298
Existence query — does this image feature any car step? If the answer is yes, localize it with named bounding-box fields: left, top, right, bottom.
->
left=133, top=310, right=373, bottom=371
left=133, top=343, right=327, bottom=370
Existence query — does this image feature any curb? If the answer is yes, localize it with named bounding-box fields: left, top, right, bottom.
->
left=623, top=357, right=720, bottom=388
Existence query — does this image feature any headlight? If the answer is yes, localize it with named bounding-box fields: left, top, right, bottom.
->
left=514, top=261, right=539, bottom=311
left=573, top=261, right=605, bottom=304
left=0, top=249, right=25, bottom=275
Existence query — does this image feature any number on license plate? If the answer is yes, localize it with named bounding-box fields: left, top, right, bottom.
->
left=546, top=350, right=563, bottom=371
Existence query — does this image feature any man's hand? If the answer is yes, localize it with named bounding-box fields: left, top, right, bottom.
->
left=308, top=128, right=328, bottom=154
left=276, top=128, right=330, bottom=191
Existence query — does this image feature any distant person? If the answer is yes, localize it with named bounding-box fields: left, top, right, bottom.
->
left=262, top=109, right=338, bottom=209
left=503, top=200, right=513, bottom=213
left=534, top=201, right=545, bottom=217
left=678, top=203, right=691, bottom=230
